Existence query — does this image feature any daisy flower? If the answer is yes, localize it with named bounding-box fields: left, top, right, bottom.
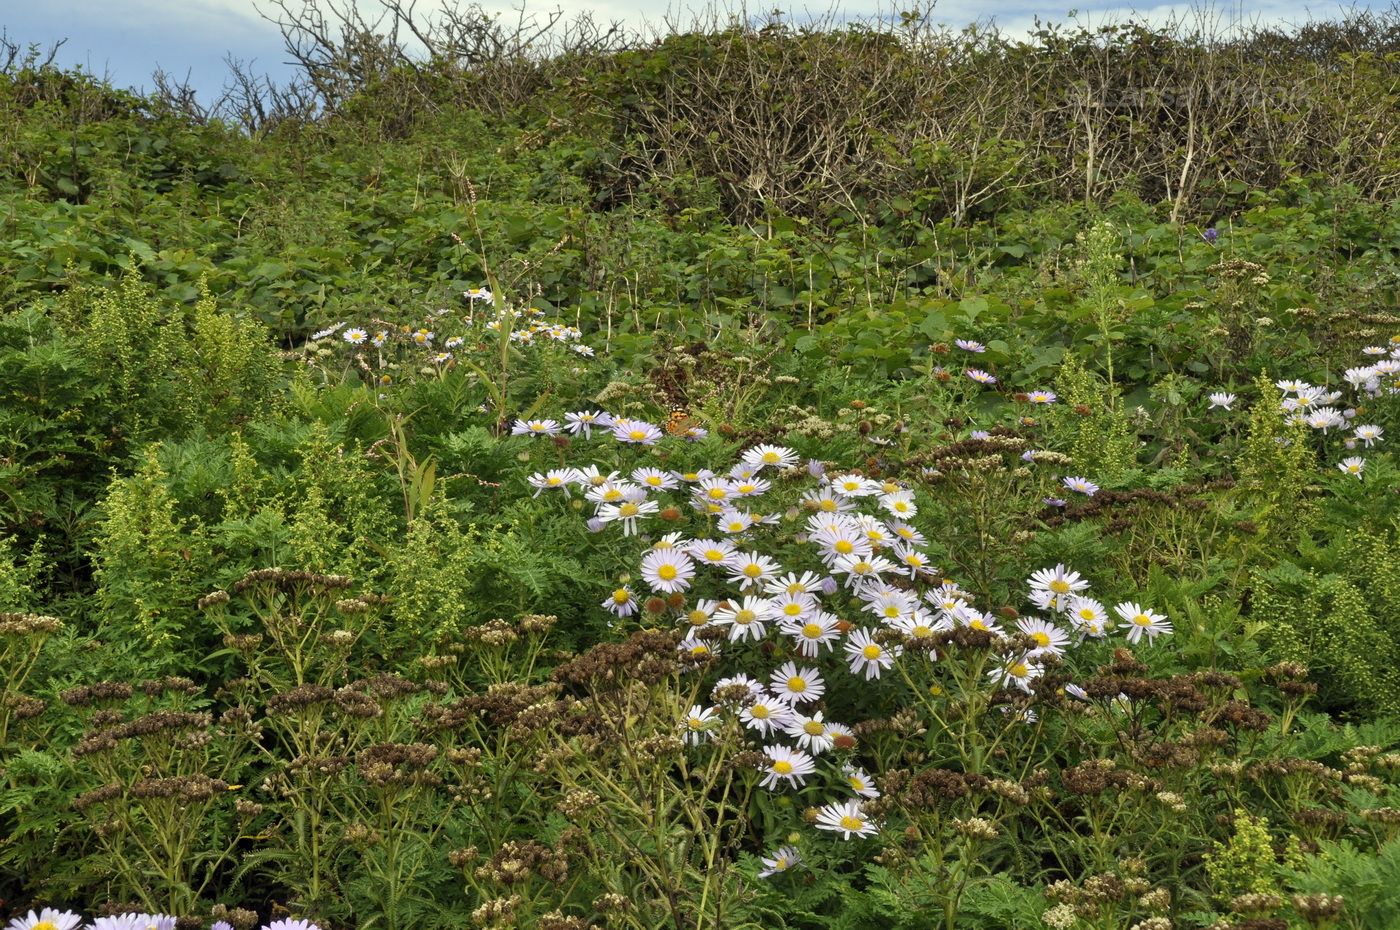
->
left=956, top=606, right=1004, bottom=636
left=411, top=328, right=434, bottom=346
left=814, top=799, right=879, bottom=839
left=464, top=286, right=494, bottom=303
left=965, top=368, right=997, bottom=385
left=1027, top=389, right=1058, bottom=404
left=596, top=499, right=659, bottom=536
left=641, top=549, right=696, bottom=593
left=1068, top=596, right=1109, bottom=631
left=1354, top=424, right=1384, bottom=447
left=863, top=589, right=917, bottom=624
left=5, top=909, right=82, bottom=930
left=1337, top=456, right=1366, bottom=478
left=716, top=508, right=757, bottom=535
left=1305, top=408, right=1345, bottom=432
left=602, top=585, right=638, bottom=617
left=887, top=520, right=928, bottom=547
left=680, top=704, right=720, bottom=746
left=689, top=537, right=738, bottom=567
left=891, top=609, right=944, bottom=642
left=697, top=477, right=737, bottom=505
left=743, top=444, right=799, bottom=471
left=800, top=486, right=856, bottom=513
left=769, top=662, right=826, bottom=704
left=845, top=627, right=899, bottom=679
left=613, top=420, right=663, bottom=445
left=730, top=476, right=772, bottom=498
left=712, top=596, right=775, bottom=642
left=677, top=634, right=718, bottom=660
left=88, top=917, right=176, bottom=930
left=527, top=468, right=581, bottom=497
left=828, top=473, right=881, bottom=497
left=1062, top=476, right=1099, bottom=496
left=989, top=655, right=1043, bottom=692
left=565, top=410, right=614, bottom=438
left=758, top=845, right=803, bottom=878
left=1208, top=392, right=1236, bottom=410
left=726, top=551, right=782, bottom=590
left=893, top=543, right=934, bottom=578
left=576, top=465, right=620, bottom=488
left=512, top=418, right=560, bottom=437
left=632, top=467, right=679, bottom=491
left=1114, top=602, right=1173, bottom=644
left=263, top=921, right=324, bottom=930
left=956, top=339, right=986, bottom=352
left=765, top=570, right=826, bottom=596
left=811, top=522, right=873, bottom=564
left=785, top=710, right=837, bottom=754
left=880, top=489, right=918, bottom=518
left=343, top=327, right=368, bottom=345
left=585, top=480, right=638, bottom=506
left=1017, top=616, right=1070, bottom=657
left=770, top=591, right=818, bottom=624
left=683, top=598, right=721, bottom=630
left=843, top=765, right=881, bottom=799
left=833, top=553, right=897, bottom=590
left=759, top=745, right=817, bottom=790
left=1028, top=564, right=1090, bottom=599
left=782, top=611, right=842, bottom=656
left=310, top=321, right=346, bottom=340
left=740, top=696, right=796, bottom=736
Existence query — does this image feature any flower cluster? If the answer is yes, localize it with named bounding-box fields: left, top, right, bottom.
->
left=527, top=419, right=1175, bottom=870
left=1, top=913, right=320, bottom=930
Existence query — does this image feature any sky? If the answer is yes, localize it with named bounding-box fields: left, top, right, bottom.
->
left=1, top=0, right=1384, bottom=101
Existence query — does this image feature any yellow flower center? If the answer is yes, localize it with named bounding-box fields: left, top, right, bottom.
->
left=1049, top=579, right=1071, bottom=594
left=787, top=676, right=807, bottom=692
left=751, top=704, right=770, bottom=719
left=690, top=644, right=710, bottom=656
left=803, top=720, right=825, bottom=736
left=707, top=487, right=728, bottom=500
left=819, top=499, right=838, bottom=512
left=839, top=815, right=865, bottom=831
left=546, top=476, right=562, bottom=485
left=835, top=539, right=854, bottom=554
left=737, top=484, right=756, bottom=494
left=1133, top=614, right=1152, bottom=626
left=852, top=561, right=872, bottom=574
left=743, top=564, right=763, bottom=578
left=894, top=502, right=910, bottom=512
left=1009, top=663, right=1029, bottom=678
left=618, top=502, right=639, bottom=518
left=912, top=625, right=932, bottom=638
left=884, top=606, right=900, bottom=618
left=849, top=777, right=866, bottom=790
left=612, top=589, right=630, bottom=604
left=773, top=760, right=794, bottom=775
left=784, top=603, right=802, bottom=616
left=602, top=489, right=622, bottom=501
left=705, top=549, right=725, bottom=562
left=658, top=565, right=678, bottom=581
left=762, top=452, right=780, bottom=463
left=1077, top=609, right=1095, bottom=621
left=802, top=623, right=822, bottom=637
left=970, top=619, right=989, bottom=632
left=862, top=644, right=882, bottom=660
left=647, top=477, right=663, bottom=486
left=736, top=609, right=756, bottom=624
left=34, top=924, right=59, bottom=930
left=688, top=717, right=705, bottom=728
left=1032, top=632, right=1051, bottom=647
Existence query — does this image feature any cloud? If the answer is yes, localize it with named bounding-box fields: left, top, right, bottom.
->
left=6, top=0, right=1380, bottom=100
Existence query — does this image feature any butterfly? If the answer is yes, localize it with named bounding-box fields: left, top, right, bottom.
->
left=665, top=405, right=698, bottom=436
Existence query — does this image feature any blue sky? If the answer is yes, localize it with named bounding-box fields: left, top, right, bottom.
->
left=2, top=0, right=1380, bottom=101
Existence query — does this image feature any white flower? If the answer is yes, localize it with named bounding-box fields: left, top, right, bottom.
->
left=740, top=696, right=796, bottom=736
left=5, top=909, right=82, bottom=930
left=845, top=627, right=899, bottom=679
left=828, top=473, right=881, bottom=497
left=1354, top=424, right=1384, bottom=447
left=1016, top=616, right=1070, bottom=656
left=1114, top=602, right=1173, bottom=644
left=596, top=499, right=659, bottom=536
left=512, top=418, right=560, bottom=436
left=712, top=596, right=774, bottom=642
left=613, top=420, right=663, bottom=445
left=632, top=467, right=679, bottom=490
left=1028, top=564, right=1090, bottom=600
left=782, top=611, right=842, bottom=657
left=758, top=844, right=803, bottom=878
left=1068, top=596, right=1110, bottom=634
left=602, top=586, right=637, bottom=617
left=1338, top=456, right=1366, bottom=478
left=769, top=662, right=826, bottom=704
left=814, top=799, right=879, bottom=839
left=879, top=489, right=918, bottom=518
left=743, top=444, right=799, bottom=471
left=784, top=709, right=837, bottom=754
left=689, top=538, right=738, bottom=567
left=1062, top=475, right=1099, bottom=496
left=758, top=745, right=817, bottom=790
left=1208, top=392, right=1236, bottom=410
left=726, top=551, right=782, bottom=590
left=965, top=368, right=997, bottom=385
left=844, top=765, right=881, bottom=799
left=343, top=327, right=368, bottom=345
left=988, top=655, right=1043, bottom=692
left=527, top=468, right=581, bottom=497
left=680, top=704, right=720, bottom=745
left=640, top=550, right=695, bottom=594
